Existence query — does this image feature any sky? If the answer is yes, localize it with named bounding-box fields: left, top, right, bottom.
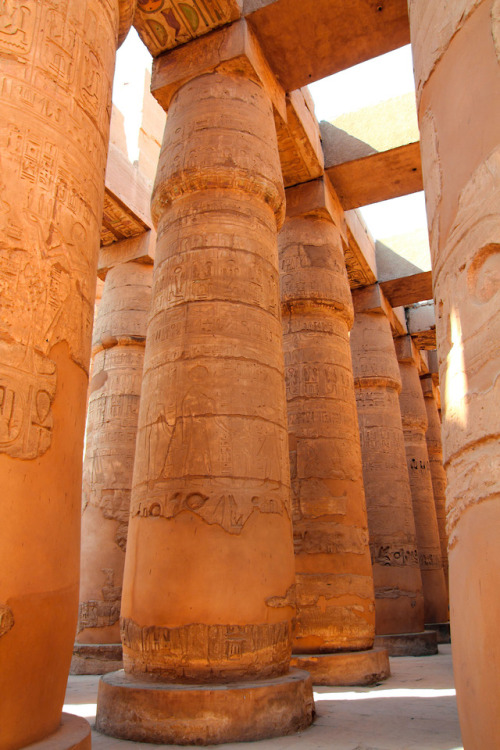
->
left=113, top=33, right=428, bottom=247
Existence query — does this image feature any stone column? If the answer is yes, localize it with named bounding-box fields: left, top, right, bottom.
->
left=350, top=286, right=436, bottom=656
left=279, top=178, right=389, bottom=686
left=96, top=21, right=313, bottom=745
left=421, top=375, right=449, bottom=593
left=409, top=3, right=500, bottom=743
left=395, top=336, right=449, bottom=627
left=72, top=233, right=154, bottom=675
left=0, top=2, right=134, bottom=749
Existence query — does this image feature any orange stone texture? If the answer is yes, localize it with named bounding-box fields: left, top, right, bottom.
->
left=396, top=337, right=448, bottom=625
left=350, top=300, right=425, bottom=636
left=96, top=22, right=313, bottom=743
left=421, top=375, right=449, bottom=592
left=409, top=0, right=500, bottom=745
left=0, top=1, right=133, bottom=748
left=279, top=183, right=376, bottom=656
left=75, top=258, right=153, bottom=669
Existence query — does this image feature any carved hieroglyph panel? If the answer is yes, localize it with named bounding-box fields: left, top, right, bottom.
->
left=100, top=191, right=149, bottom=246
left=0, top=0, right=117, bottom=459
left=133, top=0, right=242, bottom=57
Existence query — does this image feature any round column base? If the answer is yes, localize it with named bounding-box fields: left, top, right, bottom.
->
left=96, top=668, right=314, bottom=745
left=375, top=630, right=438, bottom=656
left=425, top=622, right=451, bottom=644
left=25, top=713, right=91, bottom=750
left=291, top=647, right=390, bottom=686
left=70, top=643, right=123, bottom=675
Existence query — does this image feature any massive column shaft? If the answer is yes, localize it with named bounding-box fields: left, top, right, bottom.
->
left=396, top=337, right=448, bottom=625
left=421, top=375, right=449, bottom=591
left=0, top=2, right=133, bottom=748
left=280, top=180, right=388, bottom=686
left=350, top=288, right=425, bottom=638
left=74, top=251, right=152, bottom=673
left=96, top=21, right=313, bottom=745
left=409, top=2, right=500, bottom=743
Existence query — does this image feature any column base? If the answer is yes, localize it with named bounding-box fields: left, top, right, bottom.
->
left=96, top=668, right=314, bottom=745
left=290, top=647, right=390, bottom=686
left=70, top=643, right=123, bottom=675
left=425, top=622, right=451, bottom=644
left=25, top=713, right=91, bottom=750
left=375, top=630, right=438, bottom=656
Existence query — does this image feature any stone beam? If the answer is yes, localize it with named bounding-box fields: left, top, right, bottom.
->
left=101, top=143, right=152, bottom=246
left=98, top=230, right=156, bottom=279
left=344, top=210, right=378, bottom=289
left=325, top=141, right=423, bottom=210
left=276, top=88, right=324, bottom=188
left=379, top=270, right=433, bottom=307
left=245, top=0, right=410, bottom=91
left=406, top=301, right=436, bottom=349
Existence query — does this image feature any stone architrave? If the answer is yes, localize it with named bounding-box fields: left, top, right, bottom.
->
left=350, top=286, right=435, bottom=656
left=0, top=2, right=135, bottom=749
left=395, top=336, right=449, bottom=626
left=73, top=235, right=154, bottom=675
left=279, top=178, right=389, bottom=686
left=409, top=2, right=500, bottom=743
left=95, top=21, right=314, bottom=745
left=421, top=375, right=449, bottom=592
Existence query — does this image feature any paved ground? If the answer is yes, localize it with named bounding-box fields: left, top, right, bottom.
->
left=64, top=644, right=462, bottom=750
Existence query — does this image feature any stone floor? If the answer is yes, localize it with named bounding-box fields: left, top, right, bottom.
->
left=64, top=644, right=462, bottom=750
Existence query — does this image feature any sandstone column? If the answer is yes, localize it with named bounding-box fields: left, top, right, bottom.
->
left=96, top=21, right=313, bottom=745
left=0, top=2, right=135, bottom=749
left=395, top=336, right=449, bottom=627
left=350, top=286, right=436, bottom=656
left=409, top=3, right=500, bottom=744
left=73, top=234, right=154, bottom=675
left=279, top=178, right=389, bottom=686
left=421, top=374, right=449, bottom=594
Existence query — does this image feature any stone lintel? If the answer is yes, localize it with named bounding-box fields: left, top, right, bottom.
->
left=325, top=141, right=423, bottom=210
left=407, top=301, right=436, bottom=349
left=344, top=209, right=378, bottom=289
left=102, top=143, right=153, bottom=246
left=277, top=88, right=324, bottom=188
left=420, top=374, right=437, bottom=400
left=134, top=0, right=243, bottom=58
left=98, top=230, right=156, bottom=279
left=427, top=349, right=439, bottom=377
left=352, top=284, right=407, bottom=337
left=379, top=270, right=433, bottom=308
left=151, top=19, right=286, bottom=121
left=284, top=175, right=344, bottom=231
left=394, top=333, right=419, bottom=366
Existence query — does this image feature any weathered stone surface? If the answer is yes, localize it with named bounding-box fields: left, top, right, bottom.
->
left=24, top=714, right=91, bottom=750
left=396, top=337, right=449, bottom=625
left=77, top=260, right=152, bottom=656
left=71, top=643, right=123, bottom=676
left=0, top=2, right=121, bottom=747
left=421, top=375, right=449, bottom=591
left=96, top=668, right=314, bottom=744
left=279, top=179, right=375, bottom=658
left=350, top=301, right=425, bottom=637
left=374, top=630, right=438, bottom=657
left=410, top=2, right=500, bottom=745
left=291, top=647, right=390, bottom=687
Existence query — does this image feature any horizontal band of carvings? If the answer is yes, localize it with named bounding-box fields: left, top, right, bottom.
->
left=419, top=552, right=443, bottom=570
left=353, top=375, right=402, bottom=393
left=371, top=544, right=420, bottom=568
left=280, top=298, right=353, bottom=325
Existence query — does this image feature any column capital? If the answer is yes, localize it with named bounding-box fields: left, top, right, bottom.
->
left=352, top=284, right=407, bottom=337
left=285, top=176, right=346, bottom=238
left=151, top=19, right=286, bottom=119
left=98, top=230, right=156, bottom=279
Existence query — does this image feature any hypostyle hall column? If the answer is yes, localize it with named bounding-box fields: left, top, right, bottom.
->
left=279, top=178, right=389, bottom=686
left=421, top=376, right=449, bottom=595
left=350, top=286, right=436, bottom=656
left=409, top=3, right=500, bottom=744
left=95, top=21, right=314, bottom=745
left=73, top=233, right=154, bottom=675
left=0, top=2, right=134, bottom=749
left=395, top=336, right=449, bottom=630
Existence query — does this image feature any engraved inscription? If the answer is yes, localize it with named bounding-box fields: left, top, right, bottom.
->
left=78, top=569, right=121, bottom=632
left=0, top=604, right=14, bottom=637
left=371, top=544, right=420, bottom=568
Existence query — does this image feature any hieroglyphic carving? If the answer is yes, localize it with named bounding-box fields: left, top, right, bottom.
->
left=78, top=569, right=122, bottom=632
left=0, top=604, right=14, bottom=637
left=121, top=617, right=290, bottom=680
left=100, top=191, right=149, bottom=246
left=371, top=544, right=420, bottom=568
left=0, top=0, right=118, bottom=458
left=133, top=0, right=241, bottom=57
